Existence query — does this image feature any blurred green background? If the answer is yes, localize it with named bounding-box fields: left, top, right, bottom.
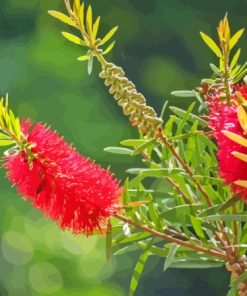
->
left=0, top=0, right=246, bottom=295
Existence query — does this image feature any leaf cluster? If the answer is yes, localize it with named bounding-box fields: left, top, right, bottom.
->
left=49, top=4, right=247, bottom=295
left=0, top=95, right=21, bottom=148
left=107, top=100, right=240, bottom=295
left=200, top=15, right=246, bottom=85
left=49, top=0, right=118, bottom=74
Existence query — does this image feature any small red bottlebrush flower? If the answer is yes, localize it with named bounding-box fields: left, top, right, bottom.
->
left=207, top=84, right=247, bottom=199
left=4, top=120, right=122, bottom=236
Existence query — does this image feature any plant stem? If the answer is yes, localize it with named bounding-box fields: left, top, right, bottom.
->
left=156, top=130, right=232, bottom=248
left=166, top=176, right=192, bottom=204
left=114, top=213, right=229, bottom=261
left=233, top=203, right=239, bottom=255
left=222, top=46, right=231, bottom=104
left=141, top=150, right=194, bottom=205
left=64, top=0, right=72, bottom=14
left=157, top=129, right=213, bottom=207
left=164, top=227, right=200, bottom=243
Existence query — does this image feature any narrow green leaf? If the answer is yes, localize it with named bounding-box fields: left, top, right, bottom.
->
left=86, top=5, right=93, bottom=35
left=170, top=255, right=224, bottom=268
left=99, top=26, right=118, bottom=45
left=176, top=102, right=196, bottom=135
left=233, top=68, right=247, bottom=83
left=73, top=0, right=80, bottom=14
left=127, top=189, right=167, bottom=199
left=62, top=32, right=87, bottom=46
left=227, top=287, right=237, bottom=296
left=163, top=115, right=176, bottom=137
left=104, top=146, right=133, bottom=155
left=148, top=198, right=163, bottom=230
left=231, top=64, right=241, bottom=76
left=138, top=242, right=169, bottom=257
left=129, top=243, right=151, bottom=296
left=0, top=133, right=10, bottom=140
left=190, top=215, right=205, bottom=239
left=114, top=244, right=139, bottom=256
left=230, top=28, right=245, bottom=50
left=168, top=130, right=202, bottom=141
left=0, top=140, right=14, bottom=146
left=160, top=100, right=169, bottom=119
left=48, top=10, right=76, bottom=28
left=77, top=55, right=90, bottom=61
left=184, top=120, right=198, bottom=163
left=121, top=139, right=147, bottom=147
left=210, top=63, right=221, bottom=76
left=193, top=175, right=224, bottom=185
left=198, top=204, right=222, bottom=217
left=126, top=168, right=184, bottom=178
left=164, top=244, right=179, bottom=271
left=103, top=41, right=115, bottom=55
left=87, top=55, right=94, bottom=75
left=160, top=204, right=205, bottom=221
left=171, top=90, right=197, bottom=98
left=230, top=48, right=241, bottom=70
left=106, top=220, right=112, bottom=260
left=201, top=78, right=215, bottom=84
left=200, top=31, right=222, bottom=58
left=92, top=16, right=100, bottom=41
left=205, top=214, right=247, bottom=222
left=234, top=62, right=247, bottom=76
left=14, top=117, right=21, bottom=140
left=169, top=106, right=206, bottom=126
left=113, top=232, right=150, bottom=246
left=131, top=139, right=156, bottom=156
left=219, top=196, right=241, bottom=211
left=79, top=2, right=85, bottom=29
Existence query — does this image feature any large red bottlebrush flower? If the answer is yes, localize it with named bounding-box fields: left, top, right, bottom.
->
left=207, top=84, right=247, bottom=199
left=4, top=120, right=122, bottom=235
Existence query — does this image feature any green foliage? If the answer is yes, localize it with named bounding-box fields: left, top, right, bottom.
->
left=163, top=243, right=179, bottom=271
left=128, top=240, right=153, bottom=296
left=0, top=96, right=22, bottom=148
left=200, top=31, right=222, bottom=58
left=8, top=0, right=247, bottom=295
left=0, top=96, right=38, bottom=166
left=49, top=1, right=118, bottom=73
left=200, top=15, right=245, bottom=86
left=110, top=96, right=235, bottom=289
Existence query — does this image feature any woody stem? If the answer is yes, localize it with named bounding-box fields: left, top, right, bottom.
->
left=114, top=213, right=229, bottom=261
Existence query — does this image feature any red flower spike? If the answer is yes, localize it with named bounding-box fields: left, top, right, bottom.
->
left=207, top=84, right=247, bottom=200
left=4, top=120, right=122, bottom=236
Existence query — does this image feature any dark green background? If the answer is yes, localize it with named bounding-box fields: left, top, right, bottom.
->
left=0, top=0, right=246, bottom=295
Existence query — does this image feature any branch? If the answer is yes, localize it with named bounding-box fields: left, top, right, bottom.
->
left=114, top=213, right=229, bottom=261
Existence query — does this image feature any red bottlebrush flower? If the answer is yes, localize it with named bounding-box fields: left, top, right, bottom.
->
left=4, top=120, right=122, bottom=235
left=207, top=84, right=247, bottom=199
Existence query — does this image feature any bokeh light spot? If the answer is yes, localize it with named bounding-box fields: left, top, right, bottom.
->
left=61, top=231, right=98, bottom=255
left=1, top=231, right=33, bottom=265
left=28, top=262, right=63, bottom=294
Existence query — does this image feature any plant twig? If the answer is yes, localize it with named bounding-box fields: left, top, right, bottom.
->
left=166, top=176, right=192, bottom=204
left=114, top=213, right=229, bottom=261
left=232, top=203, right=239, bottom=255
left=157, top=129, right=213, bottom=207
